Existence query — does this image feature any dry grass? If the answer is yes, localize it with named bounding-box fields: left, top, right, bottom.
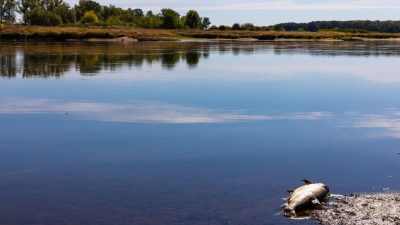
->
left=177, top=29, right=400, bottom=40
left=0, top=25, right=178, bottom=41
left=1, top=25, right=400, bottom=41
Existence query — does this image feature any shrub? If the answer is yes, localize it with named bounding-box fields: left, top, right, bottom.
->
left=218, top=25, right=228, bottom=30
left=241, top=23, right=255, bottom=31
left=106, top=15, right=123, bottom=25
left=81, top=10, right=98, bottom=24
left=232, top=23, right=240, bottom=30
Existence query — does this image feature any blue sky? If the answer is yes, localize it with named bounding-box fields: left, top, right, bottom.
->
left=67, top=0, right=400, bottom=25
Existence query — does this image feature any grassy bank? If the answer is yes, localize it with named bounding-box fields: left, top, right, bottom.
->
left=178, top=29, right=400, bottom=40
left=1, top=25, right=400, bottom=41
left=0, top=25, right=179, bottom=41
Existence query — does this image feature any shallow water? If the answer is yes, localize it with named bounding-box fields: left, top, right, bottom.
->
left=0, top=41, right=400, bottom=225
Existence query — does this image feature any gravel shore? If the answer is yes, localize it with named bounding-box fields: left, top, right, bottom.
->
left=313, top=193, right=400, bottom=225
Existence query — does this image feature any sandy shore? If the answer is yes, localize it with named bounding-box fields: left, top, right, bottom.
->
left=313, top=193, right=400, bottom=225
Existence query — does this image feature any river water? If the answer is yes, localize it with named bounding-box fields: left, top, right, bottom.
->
left=0, top=41, right=399, bottom=225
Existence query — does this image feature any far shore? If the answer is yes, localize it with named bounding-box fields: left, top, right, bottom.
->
left=2, top=25, right=400, bottom=42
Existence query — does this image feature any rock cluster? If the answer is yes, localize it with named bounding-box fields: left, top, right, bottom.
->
left=313, top=193, right=400, bottom=225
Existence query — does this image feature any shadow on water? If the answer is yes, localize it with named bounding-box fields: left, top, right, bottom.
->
left=2, top=41, right=400, bottom=78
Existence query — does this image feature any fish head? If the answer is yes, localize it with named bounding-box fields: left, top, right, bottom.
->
left=283, top=207, right=296, bottom=217
left=315, top=183, right=329, bottom=193
left=322, top=184, right=329, bottom=193
left=315, top=183, right=329, bottom=191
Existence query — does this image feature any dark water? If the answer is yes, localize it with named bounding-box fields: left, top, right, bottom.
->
left=0, top=41, right=400, bottom=225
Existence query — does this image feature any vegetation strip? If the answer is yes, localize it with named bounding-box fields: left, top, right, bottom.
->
left=1, top=0, right=400, bottom=41
left=2, top=26, right=400, bottom=41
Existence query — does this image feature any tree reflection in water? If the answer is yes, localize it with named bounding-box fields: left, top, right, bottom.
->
left=2, top=41, right=400, bottom=78
left=0, top=42, right=208, bottom=78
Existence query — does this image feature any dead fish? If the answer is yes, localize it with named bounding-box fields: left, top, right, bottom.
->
left=283, top=179, right=329, bottom=217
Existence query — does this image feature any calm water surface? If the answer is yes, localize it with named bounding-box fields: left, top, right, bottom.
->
left=0, top=41, right=400, bottom=225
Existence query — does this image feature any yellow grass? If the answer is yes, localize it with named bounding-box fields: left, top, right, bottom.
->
left=0, top=25, right=178, bottom=41
left=177, top=29, right=400, bottom=40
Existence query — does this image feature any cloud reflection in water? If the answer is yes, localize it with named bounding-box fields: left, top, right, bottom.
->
left=3, top=97, right=400, bottom=139
left=350, top=110, right=400, bottom=139
left=0, top=97, right=330, bottom=124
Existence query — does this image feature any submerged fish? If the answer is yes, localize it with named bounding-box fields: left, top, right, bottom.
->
left=283, top=179, right=329, bottom=217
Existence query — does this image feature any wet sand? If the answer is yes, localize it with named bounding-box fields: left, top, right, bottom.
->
left=313, top=193, right=400, bottom=225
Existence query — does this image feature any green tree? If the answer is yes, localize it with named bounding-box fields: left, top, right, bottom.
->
left=241, top=23, right=255, bottom=30
left=18, top=0, right=72, bottom=25
left=232, top=23, right=240, bottom=30
left=24, top=7, right=62, bottom=25
left=43, top=0, right=75, bottom=24
left=160, top=8, right=181, bottom=29
left=132, top=8, right=143, bottom=17
left=146, top=10, right=153, bottom=17
left=17, top=0, right=34, bottom=14
left=41, top=0, right=62, bottom=11
left=54, top=2, right=75, bottom=24
left=218, top=25, right=227, bottom=30
left=105, top=15, right=122, bottom=25
left=81, top=10, right=98, bottom=24
left=74, top=0, right=101, bottom=21
left=17, top=0, right=37, bottom=21
left=184, top=10, right=200, bottom=29
left=100, top=4, right=123, bottom=22
left=142, top=10, right=162, bottom=28
left=200, top=17, right=211, bottom=30
left=0, top=0, right=16, bottom=23
left=272, top=20, right=400, bottom=33
left=119, top=7, right=143, bottom=25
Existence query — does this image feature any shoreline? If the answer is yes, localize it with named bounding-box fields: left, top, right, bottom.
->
left=313, top=193, right=400, bottom=225
left=2, top=25, right=400, bottom=42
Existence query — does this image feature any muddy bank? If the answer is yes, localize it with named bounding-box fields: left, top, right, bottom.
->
left=313, top=193, right=400, bottom=225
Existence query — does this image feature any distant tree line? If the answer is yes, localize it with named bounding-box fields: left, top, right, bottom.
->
left=0, top=0, right=211, bottom=29
left=2, top=0, right=400, bottom=34
left=206, top=20, right=400, bottom=33
left=273, top=21, right=400, bottom=33
left=209, top=22, right=267, bottom=31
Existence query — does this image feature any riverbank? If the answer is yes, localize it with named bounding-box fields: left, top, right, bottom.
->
left=1, top=25, right=400, bottom=41
left=0, top=25, right=179, bottom=41
left=313, top=193, right=400, bottom=225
